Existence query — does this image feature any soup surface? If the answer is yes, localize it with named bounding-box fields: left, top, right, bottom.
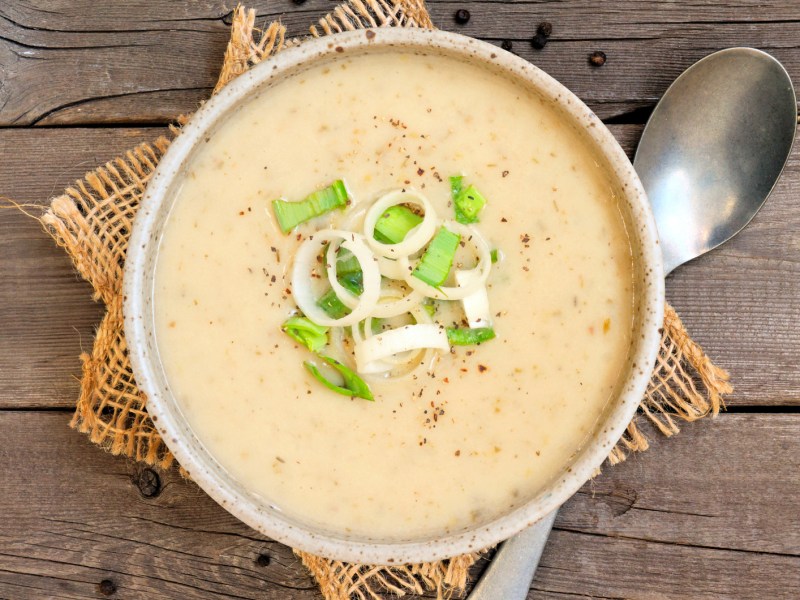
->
left=154, top=50, right=635, bottom=540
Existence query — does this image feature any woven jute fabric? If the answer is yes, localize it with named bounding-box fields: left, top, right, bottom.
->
left=35, top=3, right=732, bottom=599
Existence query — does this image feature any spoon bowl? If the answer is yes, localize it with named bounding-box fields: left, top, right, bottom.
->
left=634, top=47, right=797, bottom=275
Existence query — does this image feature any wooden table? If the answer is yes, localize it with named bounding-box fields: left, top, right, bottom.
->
left=2, top=2, right=799, bottom=598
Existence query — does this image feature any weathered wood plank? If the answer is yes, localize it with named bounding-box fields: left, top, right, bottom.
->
left=1, top=1, right=800, bottom=124
left=0, top=417, right=316, bottom=600
left=0, top=412, right=796, bottom=599
left=559, top=415, right=800, bottom=556
left=0, top=128, right=164, bottom=408
left=3, top=126, right=799, bottom=408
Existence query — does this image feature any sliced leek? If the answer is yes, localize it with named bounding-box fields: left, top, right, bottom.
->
left=363, top=189, right=437, bottom=258
left=455, top=269, right=493, bottom=328
left=453, top=184, right=487, bottom=224
left=354, top=324, right=449, bottom=374
left=272, top=180, right=349, bottom=233
left=304, top=356, right=374, bottom=401
left=446, top=327, right=496, bottom=346
left=411, top=227, right=460, bottom=287
left=317, top=289, right=349, bottom=319
left=291, top=230, right=381, bottom=327
left=278, top=181, right=501, bottom=396
left=374, top=205, right=423, bottom=244
left=281, top=317, right=329, bottom=352
left=399, top=221, right=492, bottom=300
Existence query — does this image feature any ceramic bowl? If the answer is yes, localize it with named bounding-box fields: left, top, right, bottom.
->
left=124, top=28, right=664, bottom=564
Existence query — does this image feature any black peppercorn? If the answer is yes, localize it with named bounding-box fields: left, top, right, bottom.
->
left=454, top=9, right=471, bottom=24
left=537, top=21, right=553, bottom=37
left=531, top=32, right=548, bottom=50
left=501, top=40, right=513, bottom=52
left=589, top=51, right=607, bottom=67
left=98, top=580, right=116, bottom=596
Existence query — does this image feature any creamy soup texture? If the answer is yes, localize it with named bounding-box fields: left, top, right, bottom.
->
left=155, top=51, right=635, bottom=540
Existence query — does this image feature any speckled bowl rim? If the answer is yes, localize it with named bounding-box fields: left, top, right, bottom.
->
left=124, top=28, right=665, bottom=565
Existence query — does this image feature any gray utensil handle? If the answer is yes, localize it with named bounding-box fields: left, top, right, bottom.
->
left=467, top=510, right=557, bottom=600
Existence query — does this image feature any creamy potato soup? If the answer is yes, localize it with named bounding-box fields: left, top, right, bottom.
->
left=154, top=50, right=634, bottom=540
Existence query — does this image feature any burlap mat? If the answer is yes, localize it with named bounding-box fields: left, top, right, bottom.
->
left=31, top=3, right=732, bottom=599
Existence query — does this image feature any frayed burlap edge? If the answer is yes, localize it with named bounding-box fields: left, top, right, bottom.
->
left=32, top=3, right=732, bottom=600
left=41, top=139, right=175, bottom=468
left=609, top=304, right=732, bottom=464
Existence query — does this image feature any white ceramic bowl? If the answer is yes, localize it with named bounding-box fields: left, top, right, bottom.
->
left=124, top=28, right=664, bottom=564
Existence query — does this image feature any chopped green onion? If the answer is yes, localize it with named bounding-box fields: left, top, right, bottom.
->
left=317, top=247, right=363, bottom=305
left=446, top=327, right=496, bottom=346
left=422, top=298, right=437, bottom=317
left=454, top=184, right=487, bottom=224
left=412, top=227, right=461, bottom=287
left=335, top=249, right=362, bottom=276
left=370, top=318, right=384, bottom=335
left=374, top=205, right=423, bottom=244
left=316, top=248, right=364, bottom=315
left=490, top=248, right=500, bottom=263
left=338, top=270, right=363, bottom=295
left=282, top=317, right=329, bottom=352
left=450, top=175, right=464, bottom=198
left=304, top=355, right=374, bottom=401
left=272, top=180, right=349, bottom=233
left=322, top=247, right=362, bottom=295
left=317, top=289, right=349, bottom=319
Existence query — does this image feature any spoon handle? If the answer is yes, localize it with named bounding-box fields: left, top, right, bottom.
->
left=466, top=510, right=557, bottom=600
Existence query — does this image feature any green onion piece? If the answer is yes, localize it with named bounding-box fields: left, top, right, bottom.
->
left=446, top=327, right=496, bottom=346
left=282, top=317, right=329, bottom=353
left=373, top=231, right=392, bottom=244
left=454, top=184, right=487, bottom=224
left=322, top=248, right=363, bottom=295
left=412, top=227, right=461, bottom=287
left=450, top=175, right=464, bottom=198
left=338, top=270, right=363, bottom=295
left=304, top=356, right=374, bottom=401
left=335, top=249, right=362, bottom=276
left=317, top=246, right=363, bottom=311
left=422, top=298, right=437, bottom=317
left=272, top=180, right=349, bottom=233
left=490, top=248, right=499, bottom=263
left=374, top=205, right=423, bottom=244
left=317, top=289, right=349, bottom=319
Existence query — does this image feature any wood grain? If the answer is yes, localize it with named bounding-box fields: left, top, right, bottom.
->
left=0, top=127, right=164, bottom=408
left=2, top=126, right=798, bottom=408
left=0, top=412, right=796, bottom=599
left=1, top=1, right=799, bottom=124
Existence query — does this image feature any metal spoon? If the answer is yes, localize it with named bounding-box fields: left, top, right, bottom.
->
left=468, top=47, right=796, bottom=600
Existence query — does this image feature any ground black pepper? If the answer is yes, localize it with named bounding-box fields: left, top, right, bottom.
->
left=589, top=50, right=607, bottom=67
left=454, top=8, right=471, bottom=24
